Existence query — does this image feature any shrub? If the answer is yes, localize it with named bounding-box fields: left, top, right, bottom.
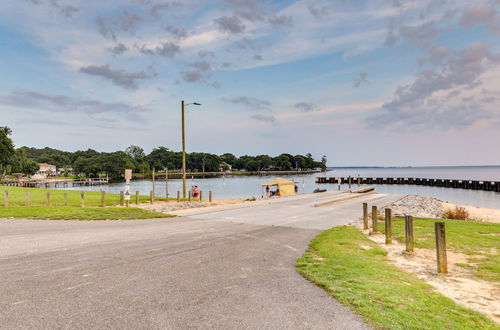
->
left=442, top=206, right=470, bottom=220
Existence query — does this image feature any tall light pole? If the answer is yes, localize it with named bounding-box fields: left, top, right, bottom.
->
left=181, top=100, right=201, bottom=198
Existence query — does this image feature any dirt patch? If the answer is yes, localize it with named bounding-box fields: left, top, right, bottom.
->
left=358, top=227, right=500, bottom=324
left=136, top=199, right=246, bottom=214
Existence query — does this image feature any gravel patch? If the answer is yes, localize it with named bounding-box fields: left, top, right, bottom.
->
left=383, top=195, right=445, bottom=218
left=140, top=202, right=207, bottom=213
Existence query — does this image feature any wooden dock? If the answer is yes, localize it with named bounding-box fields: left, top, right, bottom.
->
left=0, top=178, right=109, bottom=189
left=315, top=177, right=500, bottom=192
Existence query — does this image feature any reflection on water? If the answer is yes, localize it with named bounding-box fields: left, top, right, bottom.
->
left=62, top=166, right=500, bottom=209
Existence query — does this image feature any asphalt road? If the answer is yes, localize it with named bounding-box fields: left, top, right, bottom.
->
left=0, top=192, right=402, bottom=329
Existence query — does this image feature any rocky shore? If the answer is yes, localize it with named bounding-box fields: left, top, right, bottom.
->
left=381, top=194, right=500, bottom=223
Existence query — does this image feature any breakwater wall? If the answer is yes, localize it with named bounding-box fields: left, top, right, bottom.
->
left=316, top=177, right=500, bottom=192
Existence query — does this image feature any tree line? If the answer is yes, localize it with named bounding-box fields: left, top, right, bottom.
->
left=0, top=126, right=327, bottom=179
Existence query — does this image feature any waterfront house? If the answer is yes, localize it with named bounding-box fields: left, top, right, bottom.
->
left=36, top=163, right=57, bottom=178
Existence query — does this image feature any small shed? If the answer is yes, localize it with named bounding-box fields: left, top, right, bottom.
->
left=261, top=177, right=296, bottom=196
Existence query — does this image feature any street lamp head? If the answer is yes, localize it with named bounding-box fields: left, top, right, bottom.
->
left=193, top=102, right=201, bottom=106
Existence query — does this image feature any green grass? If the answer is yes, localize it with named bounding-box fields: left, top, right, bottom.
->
left=0, top=206, right=172, bottom=220
left=0, top=186, right=174, bottom=207
left=296, top=226, right=497, bottom=330
left=378, top=218, right=500, bottom=282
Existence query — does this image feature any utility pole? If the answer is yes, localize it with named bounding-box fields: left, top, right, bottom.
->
left=181, top=100, right=201, bottom=198
left=182, top=100, right=187, bottom=198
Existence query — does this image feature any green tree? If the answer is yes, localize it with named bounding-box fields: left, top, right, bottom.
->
left=10, top=148, right=39, bottom=176
left=0, top=126, right=15, bottom=173
left=220, top=153, right=237, bottom=166
left=125, top=145, right=146, bottom=161
left=256, top=155, right=273, bottom=170
left=273, top=155, right=292, bottom=170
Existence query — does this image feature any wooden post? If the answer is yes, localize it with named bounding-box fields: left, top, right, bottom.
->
left=101, top=191, right=105, bottom=207
left=25, top=191, right=30, bottom=207
left=385, top=208, right=392, bottom=244
left=64, top=192, right=68, bottom=206
left=371, top=205, right=378, bottom=233
left=47, top=192, right=51, bottom=206
left=209, top=191, right=212, bottom=203
left=199, top=191, right=203, bottom=202
left=177, top=191, right=180, bottom=202
left=4, top=190, right=8, bottom=207
left=348, top=176, right=352, bottom=189
left=80, top=191, right=85, bottom=208
left=126, top=199, right=129, bottom=208
left=120, top=191, right=124, bottom=206
left=435, top=222, right=448, bottom=273
left=165, top=167, right=169, bottom=199
left=405, top=215, right=414, bottom=252
left=188, top=191, right=192, bottom=202
left=135, top=191, right=139, bottom=205
left=362, top=203, right=368, bottom=230
left=149, top=191, right=153, bottom=204
left=152, top=167, right=156, bottom=199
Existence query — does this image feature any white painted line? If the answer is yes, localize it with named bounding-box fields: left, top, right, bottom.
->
left=12, top=300, right=27, bottom=305
left=65, top=282, right=92, bottom=291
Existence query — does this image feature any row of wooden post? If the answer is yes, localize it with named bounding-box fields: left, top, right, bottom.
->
left=3, top=190, right=214, bottom=208
left=362, top=202, right=447, bottom=273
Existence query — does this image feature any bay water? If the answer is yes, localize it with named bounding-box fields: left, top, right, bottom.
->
left=64, top=166, right=500, bottom=209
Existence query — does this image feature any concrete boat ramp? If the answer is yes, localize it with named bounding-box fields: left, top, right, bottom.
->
left=0, top=191, right=403, bottom=329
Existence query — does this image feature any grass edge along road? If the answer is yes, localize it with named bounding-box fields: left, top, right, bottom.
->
left=0, top=186, right=176, bottom=220
left=296, top=226, right=497, bottom=330
left=0, top=206, right=172, bottom=220
left=1, top=186, right=170, bottom=207
left=378, top=217, right=500, bottom=282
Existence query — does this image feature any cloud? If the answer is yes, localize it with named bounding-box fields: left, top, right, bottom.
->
left=165, top=25, right=188, bottom=39
left=79, top=65, right=156, bottom=89
left=223, top=96, right=272, bottom=112
left=308, top=4, right=330, bottom=18
left=268, top=15, right=293, bottom=27
left=181, top=61, right=212, bottom=83
left=198, top=50, right=215, bottom=58
left=138, top=42, right=181, bottom=58
left=214, top=15, right=246, bottom=34
left=150, top=1, right=182, bottom=19
left=250, top=114, right=277, bottom=124
left=23, top=0, right=78, bottom=17
left=0, top=89, right=150, bottom=120
left=385, top=21, right=440, bottom=49
left=108, top=43, right=128, bottom=55
left=96, top=16, right=116, bottom=41
left=294, top=102, right=315, bottom=112
left=95, top=10, right=143, bottom=41
left=353, top=72, right=370, bottom=88
left=117, top=10, right=143, bottom=32
left=370, top=43, right=500, bottom=128
left=460, top=2, right=500, bottom=35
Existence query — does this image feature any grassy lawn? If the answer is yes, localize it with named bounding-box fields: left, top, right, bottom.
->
left=296, top=226, right=497, bottom=330
left=0, top=206, right=172, bottom=220
left=377, top=218, right=500, bottom=282
left=0, top=186, right=176, bottom=207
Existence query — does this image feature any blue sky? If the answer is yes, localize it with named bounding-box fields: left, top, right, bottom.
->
left=1, top=0, right=499, bottom=166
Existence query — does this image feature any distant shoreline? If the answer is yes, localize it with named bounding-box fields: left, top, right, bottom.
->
left=329, top=165, right=500, bottom=169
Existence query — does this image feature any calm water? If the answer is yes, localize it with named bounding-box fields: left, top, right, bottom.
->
left=63, top=166, right=500, bottom=209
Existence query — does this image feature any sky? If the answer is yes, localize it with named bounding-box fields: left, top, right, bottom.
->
left=1, top=0, right=500, bottom=166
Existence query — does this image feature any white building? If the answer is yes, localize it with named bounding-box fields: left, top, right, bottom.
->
left=35, top=163, right=57, bottom=178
